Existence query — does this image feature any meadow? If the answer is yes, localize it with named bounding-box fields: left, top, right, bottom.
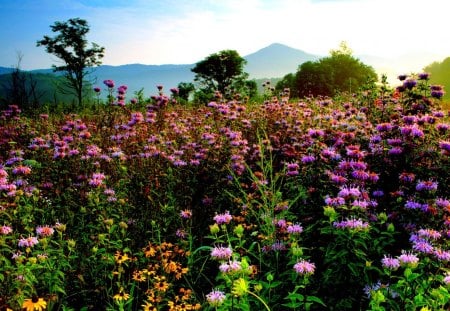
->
left=1, top=75, right=450, bottom=311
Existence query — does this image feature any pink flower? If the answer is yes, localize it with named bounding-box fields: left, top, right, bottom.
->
left=381, top=255, right=400, bottom=270
left=0, top=225, right=12, bottom=235
left=180, top=209, right=192, bottom=219
left=18, top=236, right=39, bottom=248
left=211, top=246, right=233, bottom=260
left=206, top=289, right=226, bottom=307
left=213, top=211, right=232, bottom=225
left=36, top=225, right=54, bottom=237
left=293, top=260, right=315, bottom=275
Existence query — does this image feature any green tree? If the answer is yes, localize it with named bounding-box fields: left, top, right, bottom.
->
left=295, top=42, right=377, bottom=98
left=424, top=57, right=450, bottom=100
left=191, top=50, right=248, bottom=98
left=37, top=18, right=105, bottom=106
left=275, top=73, right=296, bottom=96
left=177, top=82, right=195, bottom=102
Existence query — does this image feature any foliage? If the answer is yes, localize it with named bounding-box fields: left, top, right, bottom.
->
left=423, top=57, right=450, bottom=100
left=36, top=18, right=105, bottom=107
left=191, top=50, right=250, bottom=99
left=1, top=71, right=450, bottom=311
left=278, top=42, right=378, bottom=98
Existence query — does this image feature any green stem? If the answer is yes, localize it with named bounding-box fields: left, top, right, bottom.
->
left=248, top=290, right=271, bottom=311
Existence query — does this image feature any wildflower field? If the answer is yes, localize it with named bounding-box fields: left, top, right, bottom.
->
left=1, top=75, right=450, bottom=311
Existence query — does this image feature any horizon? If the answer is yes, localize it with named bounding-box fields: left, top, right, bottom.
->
left=0, top=0, right=449, bottom=74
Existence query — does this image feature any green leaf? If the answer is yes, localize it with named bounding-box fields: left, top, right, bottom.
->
left=306, top=295, right=327, bottom=306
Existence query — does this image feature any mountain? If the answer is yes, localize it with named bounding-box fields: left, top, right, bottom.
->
left=16, top=43, right=319, bottom=97
left=244, top=43, right=319, bottom=79
left=0, top=67, right=15, bottom=75
left=1, top=43, right=445, bottom=103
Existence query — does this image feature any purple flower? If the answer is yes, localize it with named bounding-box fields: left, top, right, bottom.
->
left=206, top=289, right=226, bottom=307
left=351, top=169, right=370, bottom=181
left=333, top=218, right=369, bottom=230
left=271, top=240, right=286, bottom=251
left=417, top=228, right=441, bottom=240
left=287, top=223, right=303, bottom=234
left=399, top=172, right=415, bottom=183
left=180, top=209, right=192, bottom=219
left=418, top=72, right=430, bottom=80
left=103, top=79, right=115, bottom=88
left=434, top=249, right=450, bottom=261
left=403, top=79, right=417, bottom=90
left=416, top=180, right=438, bottom=192
left=404, top=200, right=423, bottom=210
left=211, top=246, right=233, bottom=260
left=398, top=251, right=419, bottom=267
left=293, top=260, right=316, bottom=275
left=412, top=240, right=434, bottom=254
left=381, top=255, right=400, bottom=270
left=324, top=196, right=346, bottom=207
left=398, top=74, right=408, bottom=81
left=301, top=155, right=316, bottom=164
left=213, top=211, right=232, bottom=225
left=18, top=236, right=39, bottom=248
left=443, top=273, right=450, bottom=285
left=388, top=146, right=403, bottom=155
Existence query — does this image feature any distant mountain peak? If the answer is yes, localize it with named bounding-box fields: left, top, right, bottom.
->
left=244, top=43, right=319, bottom=79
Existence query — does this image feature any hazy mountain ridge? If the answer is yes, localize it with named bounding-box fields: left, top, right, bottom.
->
left=0, top=43, right=446, bottom=98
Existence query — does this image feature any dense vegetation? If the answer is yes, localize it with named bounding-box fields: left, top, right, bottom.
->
left=275, top=43, right=377, bottom=98
left=1, top=72, right=450, bottom=310
left=424, top=57, right=450, bottom=101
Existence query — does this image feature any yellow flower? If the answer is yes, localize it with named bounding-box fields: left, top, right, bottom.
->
left=154, top=280, right=170, bottom=292
left=142, top=301, right=157, bottom=311
left=143, top=244, right=157, bottom=257
left=232, top=278, right=249, bottom=297
left=132, top=270, right=147, bottom=282
left=113, top=289, right=130, bottom=301
left=22, top=297, right=47, bottom=311
left=114, top=251, right=130, bottom=264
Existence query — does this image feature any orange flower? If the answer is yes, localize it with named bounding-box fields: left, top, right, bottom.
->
left=142, top=301, right=157, bottom=311
left=154, top=280, right=170, bottom=292
left=143, top=244, right=157, bottom=257
left=22, top=297, right=47, bottom=311
left=114, top=251, right=130, bottom=264
left=132, top=270, right=147, bottom=282
left=113, top=289, right=130, bottom=301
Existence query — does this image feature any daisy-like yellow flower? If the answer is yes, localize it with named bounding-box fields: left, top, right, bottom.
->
left=154, top=280, right=170, bottom=292
left=142, top=301, right=157, bottom=311
left=143, top=244, right=157, bottom=257
left=132, top=270, right=147, bottom=282
left=22, top=296, right=47, bottom=311
left=164, top=260, right=178, bottom=273
left=114, top=251, right=130, bottom=264
left=113, top=289, right=130, bottom=302
left=168, top=300, right=194, bottom=311
left=175, top=266, right=189, bottom=280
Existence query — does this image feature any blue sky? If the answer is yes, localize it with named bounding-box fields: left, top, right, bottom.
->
left=1, top=0, right=449, bottom=73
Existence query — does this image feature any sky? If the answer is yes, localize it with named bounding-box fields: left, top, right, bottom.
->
left=0, top=0, right=449, bottom=76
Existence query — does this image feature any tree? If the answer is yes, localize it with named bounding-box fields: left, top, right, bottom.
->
left=177, top=82, right=195, bottom=102
left=295, top=42, right=377, bottom=98
left=275, top=73, right=296, bottom=96
left=423, top=57, right=450, bottom=100
left=191, top=50, right=248, bottom=98
left=1, top=52, right=44, bottom=111
left=37, top=18, right=105, bottom=106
